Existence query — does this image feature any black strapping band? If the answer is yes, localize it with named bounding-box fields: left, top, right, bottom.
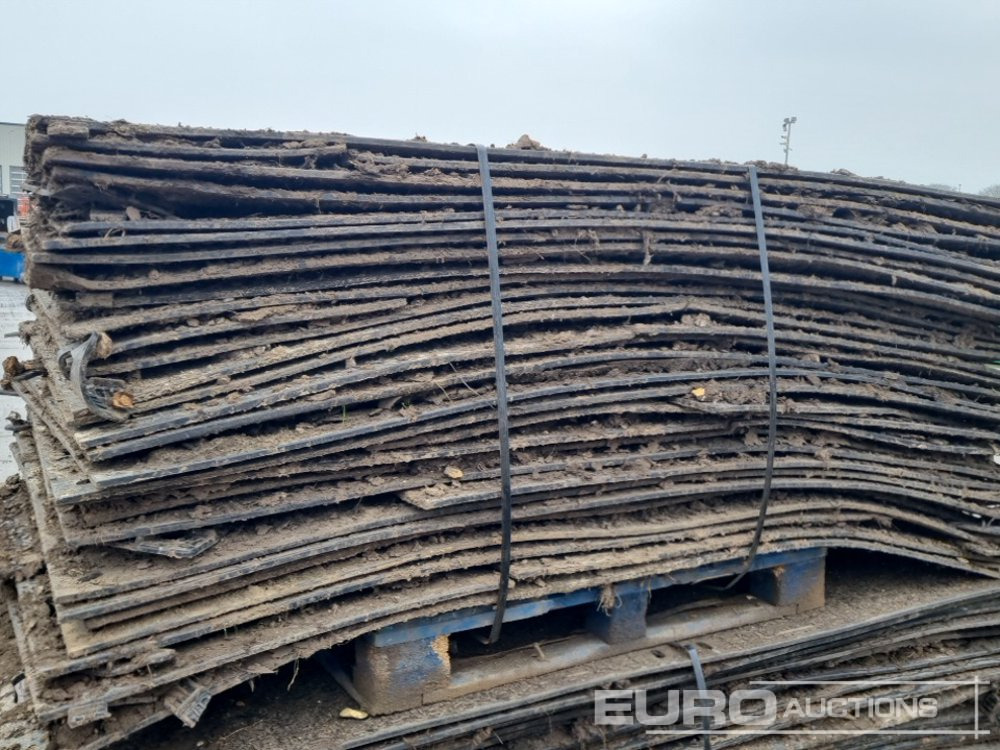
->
left=727, top=165, right=779, bottom=587
left=476, top=145, right=514, bottom=643
left=685, top=644, right=713, bottom=750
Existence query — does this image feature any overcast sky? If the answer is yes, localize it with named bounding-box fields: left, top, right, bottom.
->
left=4, top=0, right=997, bottom=192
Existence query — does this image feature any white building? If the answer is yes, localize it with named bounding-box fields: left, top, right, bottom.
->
left=0, top=122, right=25, bottom=198
left=0, top=123, right=26, bottom=225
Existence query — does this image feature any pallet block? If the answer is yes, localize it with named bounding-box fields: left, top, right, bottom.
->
left=748, top=550, right=826, bottom=610
left=586, top=589, right=649, bottom=644
left=352, top=635, right=450, bottom=713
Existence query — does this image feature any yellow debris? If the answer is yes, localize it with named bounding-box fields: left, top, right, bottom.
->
left=339, top=707, right=369, bottom=720
left=691, top=387, right=706, bottom=398
left=95, top=331, right=114, bottom=359
left=112, top=391, right=136, bottom=410
left=444, top=466, right=464, bottom=480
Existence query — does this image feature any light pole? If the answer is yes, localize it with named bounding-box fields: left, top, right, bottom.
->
left=780, top=117, right=797, bottom=167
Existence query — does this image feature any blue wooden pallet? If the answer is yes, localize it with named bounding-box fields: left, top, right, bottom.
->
left=335, top=547, right=827, bottom=714
left=373, top=547, right=824, bottom=647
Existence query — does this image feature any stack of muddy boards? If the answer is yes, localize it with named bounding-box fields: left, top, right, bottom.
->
left=2, top=115, right=1000, bottom=748
left=117, top=564, right=1000, bottom=750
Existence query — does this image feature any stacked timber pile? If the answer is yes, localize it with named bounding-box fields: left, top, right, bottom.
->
left=2, top=115, right=1000, bottom=748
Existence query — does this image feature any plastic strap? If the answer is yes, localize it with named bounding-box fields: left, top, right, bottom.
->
left=685, top=644, right=713, bottom=750
left=727, top=165, right=778, bottom=588
left=476, top=145, right=514, bottom=643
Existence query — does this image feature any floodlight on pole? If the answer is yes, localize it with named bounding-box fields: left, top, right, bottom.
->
left=780, top=116, right=797, bottom=167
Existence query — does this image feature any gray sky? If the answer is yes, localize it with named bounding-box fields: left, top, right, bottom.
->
left=5, top=0, right=998, bottom=191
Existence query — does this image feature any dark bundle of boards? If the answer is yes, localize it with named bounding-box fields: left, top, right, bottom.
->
left=122, top=565, right=1000, bottom=750
left=3, top=115, right=1000, bottom=747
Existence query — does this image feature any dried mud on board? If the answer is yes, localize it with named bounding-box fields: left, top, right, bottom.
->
left=1, top=116, right=1000, bottom=748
